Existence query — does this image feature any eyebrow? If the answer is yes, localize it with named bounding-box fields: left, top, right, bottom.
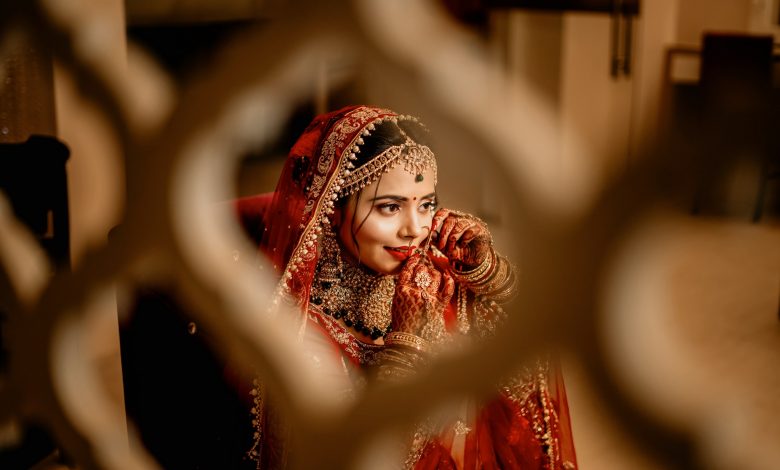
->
left=369, top=192, right=437, bottom=202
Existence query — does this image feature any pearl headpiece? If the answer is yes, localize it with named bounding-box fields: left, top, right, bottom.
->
left=277, top=108, right=437, bottom=299
left=338, top=132, right=437, bottom=198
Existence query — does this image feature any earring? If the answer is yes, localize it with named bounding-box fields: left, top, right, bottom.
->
left=318, top=223, right=342, bottom=288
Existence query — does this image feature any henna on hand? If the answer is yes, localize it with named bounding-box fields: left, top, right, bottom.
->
left=391, top=252, right=454, bottom=338
left=432, top=209, right=492, bottom=270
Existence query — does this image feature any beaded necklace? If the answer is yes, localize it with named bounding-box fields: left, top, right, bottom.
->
left=309, top=252, right=395, bottom=340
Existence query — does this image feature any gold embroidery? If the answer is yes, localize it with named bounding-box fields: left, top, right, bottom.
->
left=247, top=379, right=265, bottom=469
left=453, top=420, right=471, bottom=435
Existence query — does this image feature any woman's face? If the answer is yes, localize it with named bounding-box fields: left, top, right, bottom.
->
left=337, top=164, right=437, bottom=275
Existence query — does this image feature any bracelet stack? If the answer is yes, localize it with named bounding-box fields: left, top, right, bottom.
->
left=378, top=335, right=429, bottom=380
left=479, top=256, right=518, bottom=303
left=452, top=250, right=495, bottom=285
left=453, top=250, right=517, bottom=303
left=384, top=331, right=431, bottom=353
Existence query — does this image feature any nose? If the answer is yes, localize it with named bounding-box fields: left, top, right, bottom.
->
left=399, top=209, right=425, bottom=242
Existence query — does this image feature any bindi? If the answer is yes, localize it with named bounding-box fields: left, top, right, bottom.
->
left=415, top=174, right=424, bottom=183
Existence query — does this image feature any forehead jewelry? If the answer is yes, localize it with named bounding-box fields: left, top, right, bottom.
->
left=338, top=120, right=437, bottom=199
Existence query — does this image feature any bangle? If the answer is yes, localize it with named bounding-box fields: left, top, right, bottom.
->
left=468, top=254, right=517, bottom=302
left=488, top=269, right=517, bottom=303
left=453, top=250, right=494, bottom=284
left=377, top=347, right=427, bottom=381
left=384, top=332, right=431, bottom=353
left=478, top=255, right=509, bottom=293
left=380, top=349, right=417, bottom=369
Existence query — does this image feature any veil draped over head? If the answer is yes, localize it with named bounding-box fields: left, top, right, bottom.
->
left=250, top=105, right=578, bottom=470
left=260, top=105, right=411, bottom=316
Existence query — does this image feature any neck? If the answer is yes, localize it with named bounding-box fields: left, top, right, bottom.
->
left=310, top=243, right=395, bottom=340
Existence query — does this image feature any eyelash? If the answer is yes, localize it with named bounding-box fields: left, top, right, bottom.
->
left=421, top=200, right=437, bottom=212
left=376, top=200, right=437, bottom=215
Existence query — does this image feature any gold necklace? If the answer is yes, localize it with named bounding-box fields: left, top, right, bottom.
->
left=310, top=253, right=395, bottom=340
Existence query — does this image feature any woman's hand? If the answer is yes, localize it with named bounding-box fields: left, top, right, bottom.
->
left=391, top=252, right=455, bottom=338
left=431, top=209, right=492, bottom=271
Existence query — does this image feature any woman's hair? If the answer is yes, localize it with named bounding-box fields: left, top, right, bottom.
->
left=336, top=119, right=433, bottom=256
left=349, top=119, right=432, bottom=170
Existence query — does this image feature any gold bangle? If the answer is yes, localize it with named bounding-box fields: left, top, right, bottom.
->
left=378, top=364, right=413, bottom=380
left=453, top=250, right=494, bottom=284
left=478, top=256, right=509, bottom=292
left=381, top=353, right=415, bottom=370
left=378, top=348, right=427, bottom=381
left=489, top=272, right=517, bottom=303
left=471, top=255, right=517, bottom=302
left=384, top=331, right=431, bottom=353
left=381, top=348, right=425, bottom=369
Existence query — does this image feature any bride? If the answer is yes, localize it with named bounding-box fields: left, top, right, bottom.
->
left=246, top=105, right=577, bottom=469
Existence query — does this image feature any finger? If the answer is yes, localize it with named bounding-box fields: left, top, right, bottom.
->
left=430, top=210, right=448, bottom=245
left=450, top=220, right=474, bottom=246
left=439, top=272, right=455, bottom=300
left=459, top=229, right=476, bottom=245
left=449, top=246, right=466, bottom=265
left=398, top=253, right=422, bottom=285
left=458, top=228, right=478, bottom=247
left=431, top=208, right=450, bottom=234
left=428, top=264, right=442, bottom=293
left=445, top=221, right=472, bottom=255
left=437, top=215, right=458, bottom=251
left=408, top=251, right=426, bottom=265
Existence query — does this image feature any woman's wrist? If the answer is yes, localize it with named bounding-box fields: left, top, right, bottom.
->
left=378, top=333, right=430, bottom=380
left=384, top=331, right=431, bottom=353
left=452, top=249, right=495, bottom=285
left=454, top=250, right=517, bottom=302
left=480, top=256, right=517, bottom=302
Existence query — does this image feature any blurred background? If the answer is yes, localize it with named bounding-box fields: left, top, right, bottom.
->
left=1, top=0, right=779, bottom=469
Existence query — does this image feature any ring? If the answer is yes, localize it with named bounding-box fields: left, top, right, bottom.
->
left=414, top=270, right=432, bottom=289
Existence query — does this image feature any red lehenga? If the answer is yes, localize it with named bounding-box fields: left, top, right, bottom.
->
left=245, top=105, right=577, bottom=469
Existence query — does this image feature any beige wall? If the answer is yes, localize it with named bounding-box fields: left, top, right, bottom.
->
left=676, top=0, right=752, bottom=45
left=560, top=13, right=634, bottom=189
left=490, top=3, right=780, bottom=468
left=630, top=0, right=680, bottom=154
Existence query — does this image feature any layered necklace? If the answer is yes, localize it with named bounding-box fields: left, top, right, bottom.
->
left=309, top=231, right=395, bottom=340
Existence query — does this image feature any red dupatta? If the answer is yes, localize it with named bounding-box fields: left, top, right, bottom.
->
left=251, top=105, right=578, bottom=470
left=259, top=106, right=400, bottom=325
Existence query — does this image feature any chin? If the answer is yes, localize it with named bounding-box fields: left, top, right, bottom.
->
left=381, top=266, right=401, bottom=276
left=366, top=259, right=401, bottom=276
left=369, top=265, right=396, bottom=276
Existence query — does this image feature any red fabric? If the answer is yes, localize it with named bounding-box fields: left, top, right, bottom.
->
left=259, top=106, right=399, bottom=313
left=233, top=193, right=273, bottom=246
left=406, top=368, right=577, bottom=470
left=234, top=193, right=273, bottom=221
left=415, top=441, right=458, bottom=470
left=550, top=365, right=578, bottom=469
left=249, top=105, right=578, bottom=469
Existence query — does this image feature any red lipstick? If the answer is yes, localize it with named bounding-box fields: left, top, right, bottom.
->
left=385, top=246, right=415, bottom=261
